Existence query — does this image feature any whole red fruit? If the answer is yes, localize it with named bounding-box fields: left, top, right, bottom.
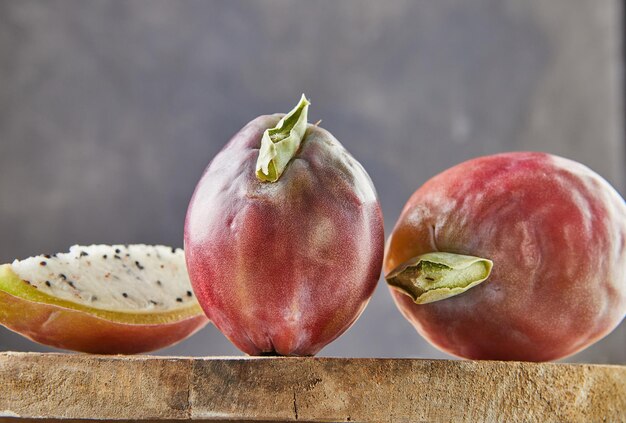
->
left=185, top=99, right=384, bottom=356
left=384, top=152, right=626, bottom=361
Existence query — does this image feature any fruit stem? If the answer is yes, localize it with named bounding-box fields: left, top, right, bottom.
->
left=256, top=94, right=310, bottom=182
left=385, top=252, right=493, bottom=304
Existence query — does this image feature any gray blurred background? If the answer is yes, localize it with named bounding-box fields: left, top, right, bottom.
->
left=0, top=0, right=624, bottom=363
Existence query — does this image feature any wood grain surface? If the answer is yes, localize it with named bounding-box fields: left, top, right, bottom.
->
left=0, top=352, right=624, bottom=422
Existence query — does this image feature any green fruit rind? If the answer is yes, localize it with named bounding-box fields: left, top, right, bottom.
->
left=0, top=264, right=203, bottom=325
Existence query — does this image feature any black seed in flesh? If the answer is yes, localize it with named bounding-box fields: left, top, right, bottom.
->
left=44, top=254, right=51, bottom=259
left=114, top=255, right=121, bottom=260
left=59, top=273, right=67, bottom=280
left=171, top=247, right=176, bottom=253
left=45, top=281, right=51, bottom=287
left=122, top=293, right=128, bottom=298
left=150, top=300, right=158, bottom=305
left=187, top=291, right=193, bottom=297
left=103, top=254, right=108, bottom=259
left=160, top=264, right=164, bottom=269
left=115, top=248, right=121, bottom=254
left=40, top=261, right=47, bottom=266
left=24, top=280, right=31, bottom=285
left=67, top=281, right=75, bottom=288
left=80, top=251, right=88, bottom=257
left=92, top=296, right=98, bottom=301
left=156, top=280, right=162, bottom=286
left=126, top=253, right=130, bottom=257
left=176, top=297, right=183, bottom=302
left=135, top=261, right=144, bottom=270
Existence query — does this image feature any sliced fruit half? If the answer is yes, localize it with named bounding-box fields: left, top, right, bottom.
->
left=0, top=244, right=208, bottom=354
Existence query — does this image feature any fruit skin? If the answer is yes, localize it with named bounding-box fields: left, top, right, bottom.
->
left=185, top=114, right=384, bottom=356
left=0, top=288, right=207, bottom=354
left=384, top=152, right=626, bottom=361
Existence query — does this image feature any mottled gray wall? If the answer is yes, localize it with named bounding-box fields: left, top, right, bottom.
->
left=0, top=0, right=624, bottom=363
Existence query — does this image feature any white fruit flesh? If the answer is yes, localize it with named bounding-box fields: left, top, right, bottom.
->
left=10, top=244, right=196, bottom=313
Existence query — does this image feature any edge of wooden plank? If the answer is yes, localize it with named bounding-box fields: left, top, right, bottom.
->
left=0, top=352, right=624, bottom=422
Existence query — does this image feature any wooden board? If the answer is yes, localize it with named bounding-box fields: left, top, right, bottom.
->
left=0, top=352, right=624, bottom=422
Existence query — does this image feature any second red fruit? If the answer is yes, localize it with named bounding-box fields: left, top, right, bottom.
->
left=384, top=152, right=626, bottom=361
